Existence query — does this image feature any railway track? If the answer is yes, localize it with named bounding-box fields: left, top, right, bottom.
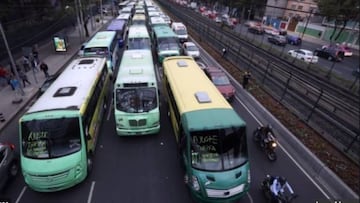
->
left=157, top=0, right=360, bottom=162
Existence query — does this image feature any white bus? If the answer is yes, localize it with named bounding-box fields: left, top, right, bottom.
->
left=19, top=56, right=110, bottom=192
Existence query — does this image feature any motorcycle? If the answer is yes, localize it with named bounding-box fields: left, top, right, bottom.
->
left=253, top=127, right=278, bottom=161
left=261, top=175, right=297, bottom=203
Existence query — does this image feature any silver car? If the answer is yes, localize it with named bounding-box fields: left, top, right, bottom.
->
left=0, top=142, right=19, bottom=191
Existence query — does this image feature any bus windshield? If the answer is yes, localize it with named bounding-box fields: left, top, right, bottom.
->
left=190, top=127, right=247, bottom=171
left=115, top=87, right=157, bottom=113
left=84, top=47, right=109, bottom=56
left=158, top=38, right=179, bottom=50
left=21, top=117, right=81, bottom=159
left=128, top=38, right=151, bottom=49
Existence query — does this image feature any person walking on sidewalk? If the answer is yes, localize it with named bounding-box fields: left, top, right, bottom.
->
left=22, top=55, right=31, bottom=72
left=19, top=70, right=31, bottom=87
left=40, top=61, right=50, bottom=78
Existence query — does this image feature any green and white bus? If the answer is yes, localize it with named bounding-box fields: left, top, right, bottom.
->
left=152, top=25, right=181, bottom=64
left=114, top=50, right=160, bottom=136
left=19, top=56, right=110, bottom=192
left=126, top=25, right=151, bottom=50
left=83, top=31, right=119, bottom=75
left=162, top=56, right=250, bottom=202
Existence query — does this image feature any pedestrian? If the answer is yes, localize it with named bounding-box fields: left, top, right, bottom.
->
left=40, top=61, right=50, bottom=78
left=30, top=56, right=39, bottom=72
left=9, top=75, right=20, bottom=92
left=242, top=71, right=251, bottom=89
left=32, top=45, right=39, bottom=64
left=22, top=55, right=31, bottom=72
left=0, top=112, right=5, bottom=122
left=222, top=48, right=227, bottom=58
left=19, top=70, right=31, bottom=87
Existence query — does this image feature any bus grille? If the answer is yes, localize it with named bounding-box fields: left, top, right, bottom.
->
left=205, top=184, right=245, bottom=198
left=129, top=119, right=147, bottom=127
left=29, top=170, right=70, bottom=182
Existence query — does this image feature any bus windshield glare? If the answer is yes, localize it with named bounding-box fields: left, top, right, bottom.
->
left=158, top=38, right=178, bottom=50
left=21, top=117, right=81, bottom=159
left=115, top=88, right=157, bottom=113
left=190, top=127, right=247, bottom=171
left=128, top=38, right=151, bottom=49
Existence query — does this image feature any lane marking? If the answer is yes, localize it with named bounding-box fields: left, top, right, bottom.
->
left=87, top=181, right=96, bottom=203
left=235, top=96, right=331, bottom=199
left=15, top=186, right=27, bottom=203
left=106, top=97, right=113, bottom=121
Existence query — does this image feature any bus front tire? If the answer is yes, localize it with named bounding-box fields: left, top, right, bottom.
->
left=87, top=153, right=94, bottom=174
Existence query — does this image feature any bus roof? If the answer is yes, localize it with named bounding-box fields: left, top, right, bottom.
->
left=107, top=19, right=126, bottom=31
left=128, top=25, right=150, bottom=38
left=115, top=50, right=156, bottom=86
left=116, top=13, right=131, bottom=20
left=163, top=56, right=233, bottom=113
left=28, top=57, right=107, bottom=113
left=153, top=25, right=177, bottom=38
left=150, top=17, right=166, bottom=26
left=132, top=14, right=146, bottom=21
left=85, top=31, right=117, bottom=48
left=163, top=56, right=245, bottom=129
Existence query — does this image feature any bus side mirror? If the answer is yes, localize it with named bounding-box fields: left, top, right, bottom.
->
left=118, top=39, right=124, bottom=48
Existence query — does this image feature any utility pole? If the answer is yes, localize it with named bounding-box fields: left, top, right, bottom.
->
left=0, top=22, right=25, bottom=101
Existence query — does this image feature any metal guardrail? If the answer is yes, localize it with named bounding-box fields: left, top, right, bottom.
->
left=158, top=0, right=360, bottom=163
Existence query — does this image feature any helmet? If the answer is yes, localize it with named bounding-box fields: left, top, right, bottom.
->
left=278, top=177, right=287, bottom=185
left=266, top=124, right=272, bottom=130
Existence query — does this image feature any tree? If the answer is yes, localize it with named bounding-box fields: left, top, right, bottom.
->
left=317, top=0, right=360, bottom=42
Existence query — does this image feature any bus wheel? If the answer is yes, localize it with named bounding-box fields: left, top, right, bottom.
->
left=87, top=153, right=94, bottom=174
left=9, top=160, right=19, bottom=177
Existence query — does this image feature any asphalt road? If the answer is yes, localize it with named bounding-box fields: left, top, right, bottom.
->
left=233, top=24, right=360, bottom=80
left=0, top=44, right=334, bottom=203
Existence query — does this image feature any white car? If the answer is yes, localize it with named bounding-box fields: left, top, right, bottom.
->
left=288, top=49, right=319, bottom=63
left=182, top=42, right=200, bottom=59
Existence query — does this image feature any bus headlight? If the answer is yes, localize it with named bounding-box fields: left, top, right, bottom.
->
left=191, top=175, right=200, bottom=191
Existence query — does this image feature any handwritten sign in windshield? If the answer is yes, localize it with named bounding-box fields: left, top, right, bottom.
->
left=192, top=135, right=220, bottom=163
left=26, top=131, right=49, bottom=157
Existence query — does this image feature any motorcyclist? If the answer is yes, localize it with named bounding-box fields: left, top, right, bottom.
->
left=270, top=176, right=295, bottom=200
left=259, top=124, right=275, bottom=146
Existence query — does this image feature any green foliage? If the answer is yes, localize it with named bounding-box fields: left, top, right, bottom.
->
left=317, top=0, right=359, bottom=21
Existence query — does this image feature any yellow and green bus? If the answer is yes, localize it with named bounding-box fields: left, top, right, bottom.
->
left=19, top=56, right=110, bottom=192
left=84, top=31, right=119, bottom=76
left=114, top=50, right=160, bottom=136
left=162, top=56, right=250, bottom=202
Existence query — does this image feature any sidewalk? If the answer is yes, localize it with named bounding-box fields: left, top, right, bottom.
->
left=0, top=16, right=112, bottom=132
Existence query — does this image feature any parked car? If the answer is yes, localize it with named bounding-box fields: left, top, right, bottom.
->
left=38, top=73, right=60, bottom=97
left=287, top=35, right=302, bottom=45
left=288, top=49, right=318, bottom=63
left=268, top=35, right=287, bottom=46
left=203, top=67, right=235, bottom=101
left=0, top=142, right=19, bottom=191
left=313, top=47, right=345, bottom=62
left=182, top=42, right=200, bottom=59
left=322, top=44, right=353, bottom=57
left=248, top=25, right=264, bottom=34
left=263, top=27, right=279, bottom=35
